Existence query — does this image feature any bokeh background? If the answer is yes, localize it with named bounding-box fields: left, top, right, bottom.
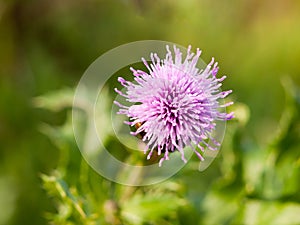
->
left=0, top=0, right=300, bottom=224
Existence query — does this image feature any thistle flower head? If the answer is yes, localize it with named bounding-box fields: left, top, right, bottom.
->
left=114, top=45, right=233, bottom=166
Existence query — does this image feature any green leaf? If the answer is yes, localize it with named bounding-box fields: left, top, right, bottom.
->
left=33, top=87, right=75, bottom=112
left=121, top=192, right=186, bottom=225
left=242, top=200, right=300, bottom=225
left=41, top=173, right=89, bottom=223
left=200, top=189, right=242, bottom=225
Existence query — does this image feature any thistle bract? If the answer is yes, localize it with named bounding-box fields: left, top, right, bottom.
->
left=114, top=45, right=233, bottom=166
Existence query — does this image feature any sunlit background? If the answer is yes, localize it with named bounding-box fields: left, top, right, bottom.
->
left=0, top=0, right=300, bottom=224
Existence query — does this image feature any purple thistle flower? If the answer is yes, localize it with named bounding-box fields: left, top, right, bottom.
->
left=114, top=45, right=234, bottom=167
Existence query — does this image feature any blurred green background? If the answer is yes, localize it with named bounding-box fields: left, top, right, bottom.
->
left=0, top=0, right=300, bottom=224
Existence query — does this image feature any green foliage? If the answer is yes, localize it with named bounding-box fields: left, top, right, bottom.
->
left=33, top=77, right=300, bottom=225
left=1, top=1, right=300, bottom=224
left=35, top=87, right=188, bottom=225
